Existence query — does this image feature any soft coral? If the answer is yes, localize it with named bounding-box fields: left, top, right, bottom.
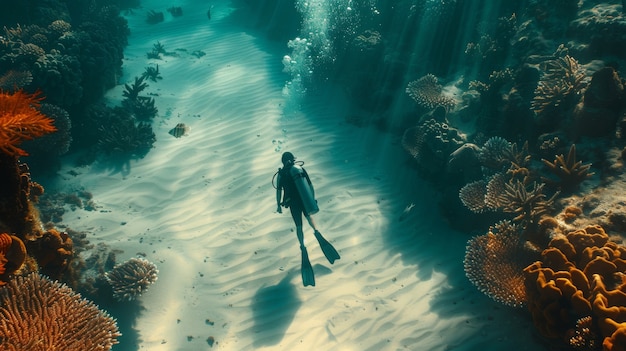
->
left=0, top=90, right=56, bottom=157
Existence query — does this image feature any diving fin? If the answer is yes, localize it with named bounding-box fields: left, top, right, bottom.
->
left=314, top=230, right=340, bottom=264
left=301, top=246, right=315, bottom=287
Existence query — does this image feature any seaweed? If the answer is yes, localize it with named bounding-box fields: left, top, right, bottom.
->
left=141, top=65, right=162, bottom=82
left=146, top=10, right=164, bottom=24
left=146, top=41, right=168, bottom=59
left=123, top=96, right=158, bottom=121
left=122, top=76, right=148, bottom=101
left=167, top=6, right=183, bottom=17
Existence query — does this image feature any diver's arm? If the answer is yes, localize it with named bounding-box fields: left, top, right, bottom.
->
left=275, top=172, right=283, bottom=213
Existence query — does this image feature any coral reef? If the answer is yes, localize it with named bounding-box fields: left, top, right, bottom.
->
left=406, top=74, right=456, bottom=110
left=464, top=220, right=539, bottom=307
left=0, top=90, right=56, bottom=158
left=0, top=156, right=44, bottom=242
left=541, top=144, right=594, bottom=193
left=0, top=233, right=26, bottom=284
left=532, top=54, right=587, bottom=130
left=26, top=228, right=73, bottom=280
left=569, top=4, right=626, bottom=59
left=523, top=225, right=626, bottom=350
left=572, top=66, right=625, bottom=138
left=22, top=103, right=72, bottom=170
left=0, top=273, right=120, bottom=350
left=0, top=70, right=32, bottom=92
left=106, top=257, right=158, bottom=301
left=401, top=117, right=465, bottom=180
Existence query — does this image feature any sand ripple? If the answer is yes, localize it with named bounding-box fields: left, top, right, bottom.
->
left=50, top=2, right=544, bottom=350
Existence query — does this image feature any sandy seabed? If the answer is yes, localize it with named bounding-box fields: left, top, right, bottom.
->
left=47, top=1, right=546, bottom=350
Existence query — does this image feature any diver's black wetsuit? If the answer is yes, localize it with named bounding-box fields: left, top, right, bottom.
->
left=278, top=165, right=311, bottom=227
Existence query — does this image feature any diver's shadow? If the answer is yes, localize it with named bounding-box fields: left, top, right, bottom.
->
left=251, top=272, right=301, bottom=348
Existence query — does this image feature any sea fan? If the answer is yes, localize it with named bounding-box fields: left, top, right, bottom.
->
left=0, top=90, right=56, bottom=157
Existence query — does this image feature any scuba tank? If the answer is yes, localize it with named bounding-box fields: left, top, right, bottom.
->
left=290, top=164, right=319, bottom=215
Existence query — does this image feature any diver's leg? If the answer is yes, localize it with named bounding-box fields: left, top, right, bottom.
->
left=304, top=214, right=318, bottom=231
left=290, top=206, right=305, bottom=247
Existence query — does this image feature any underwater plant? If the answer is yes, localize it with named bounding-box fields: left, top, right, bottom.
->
left=141, top=64, right=162, bottom=82
left=167, top=6, right=183, bottom=17
left=97, top=110, right=155, bottom=158
left=121, top=76, right=158, bottom=120
left=122, top=76, right=148, bottom=101
left=123, top=96, right=158, bottom=121
left=146, top=10, right=164, bottom=24
left=146, top=41, right=172, bottom=59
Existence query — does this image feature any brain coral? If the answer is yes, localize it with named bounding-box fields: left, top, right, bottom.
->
left=523, top=225, right=626, bottom=349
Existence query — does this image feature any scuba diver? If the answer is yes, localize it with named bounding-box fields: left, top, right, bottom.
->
left=274, top=152, right=340, bottom=287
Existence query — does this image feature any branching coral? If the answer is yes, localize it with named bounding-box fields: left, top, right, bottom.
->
left=0, top=90, right=56, bottom=157
left=541, top=144, right=593, bottom=192
left=105, top=257, right=158, bottom=301
left=498, top=179, right=557, bottom=224
left=523, top=225, right=626, bottom=350
left=531, top=54, right=586, bottom=118
left=464, top=220, right=538, bottom=307
left=0, top=273, right=120, bottom=350
left=460, top=172, right=556, bottom=226
left=406, top=74, right=456, bottom=110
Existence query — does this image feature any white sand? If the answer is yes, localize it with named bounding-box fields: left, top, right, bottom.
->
left=48, top=1, right=545, bottom=350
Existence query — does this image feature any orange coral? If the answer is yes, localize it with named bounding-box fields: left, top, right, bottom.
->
left=0, top=273, right=120, bottom=350
left=523, top=225, right=626, bottom=349
left=0, top=233, right=26, bottom=285
left=464, top=220, right=538, bottom=307
left=0, top=89, right=56, bottom=157
left=26, top=229, right=73, bottom=279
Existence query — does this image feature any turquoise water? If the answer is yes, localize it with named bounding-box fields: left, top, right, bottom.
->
left=1, top=0, right=623, bottom=350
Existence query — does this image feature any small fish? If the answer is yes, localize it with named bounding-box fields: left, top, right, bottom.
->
left=168, top=123, right=190, bottom=138
left=399, top=203, right=416, bottom=222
